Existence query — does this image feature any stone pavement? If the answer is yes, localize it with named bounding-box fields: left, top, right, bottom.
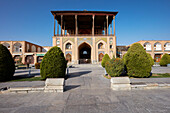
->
left=0, top=65, right=170, bottom=113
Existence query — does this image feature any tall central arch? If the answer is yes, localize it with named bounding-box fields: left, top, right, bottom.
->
left=78, top=42, right=91, bottom=64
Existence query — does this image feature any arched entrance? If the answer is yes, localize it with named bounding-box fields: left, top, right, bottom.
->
left=98, top=53, right=104, bottom=62
left=78, top=42, right=91, bottom=64
left=66, top=53, right=72, bottom=62
left=25, top=55, right=34, bottom=64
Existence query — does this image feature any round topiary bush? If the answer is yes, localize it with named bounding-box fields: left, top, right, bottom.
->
left=40, top=46, right=67, bottom=79
left=147, top=53, right=154, bottom=66
left=160, top=53, right=170, bottom=66
left=0, top=44, right=15, bottom=81
left=101, top=54, right=110, bottom=68
left=124, top=43, right=152, bottom=78
left=105, top=58, right=124, bottom=77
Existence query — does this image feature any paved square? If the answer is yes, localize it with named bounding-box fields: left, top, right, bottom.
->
left=0, top=65, right=170, bottom=113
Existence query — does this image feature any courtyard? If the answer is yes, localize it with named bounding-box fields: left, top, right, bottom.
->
left=0, top=65, right=170, bottom=113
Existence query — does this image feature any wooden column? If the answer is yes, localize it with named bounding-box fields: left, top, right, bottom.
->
left=64, top=23, right=65, bottom=36
left=57, top=21, right=59, bottom=36
left=54, top=14, right=56, bottom=36
left=92, top=15, right=95, bottom=36
left=104, top=22, right=106, bottom=35
left=113, top=16, right=115, bottom=36
left=106, top=15, right=108, bottom=35
left=75, top=15, right=78, bottom=35
left=61, top=15, right=63, bottom=36
left=110, top=22, right=112, bottom=35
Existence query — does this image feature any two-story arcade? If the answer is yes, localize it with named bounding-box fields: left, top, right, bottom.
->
left=51, top=11, right=118, bottom=64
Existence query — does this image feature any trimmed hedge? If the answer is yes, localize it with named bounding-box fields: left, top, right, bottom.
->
left=124, top=43, right=152, bottom=78
left=147, top=53, right=154, bottom=66
left=105, top=58, right=124, bottom=77
left=160, top=54, right=170, bottom=66
left=0, top=44, right=15, bottom=81
left=101, top=54, right=110, bottom=68
left=40, top=46, right=67, bottom=79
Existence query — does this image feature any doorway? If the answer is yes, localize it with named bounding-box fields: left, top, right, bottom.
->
left=78, top=42, right=91, bottom=64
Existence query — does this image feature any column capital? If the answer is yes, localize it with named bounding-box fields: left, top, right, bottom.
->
left=106, top=15, right=109, bottom=19
left=75, top=15, right=77, bottom=19
left=113, top=16, right=115, bottom=19
left=92, top=15, right=95, bottom=19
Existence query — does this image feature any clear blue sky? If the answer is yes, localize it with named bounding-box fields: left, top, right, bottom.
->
left=0, top=0, right=170, bottom=46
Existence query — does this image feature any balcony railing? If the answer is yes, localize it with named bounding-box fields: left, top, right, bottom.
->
left=54, top=34, right=115, bottom=36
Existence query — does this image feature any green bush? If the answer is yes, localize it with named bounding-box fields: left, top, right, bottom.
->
left=124, top=43, right=152, bottom=78
left=160, top=54, right=170, bottom=66
left=0, top=44, right=15, bottom=81
left=101, top=54, right=110, bottom=68
left=147, top=53, right=154, bottom=66
left=35, top=63, right=40, bottom=69
left=40, top=46, right=67, bottom=79
left=105, top=58, right=124, bottom=77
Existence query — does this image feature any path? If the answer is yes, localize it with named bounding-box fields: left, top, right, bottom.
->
left=0, top=65, right=170, bottom=113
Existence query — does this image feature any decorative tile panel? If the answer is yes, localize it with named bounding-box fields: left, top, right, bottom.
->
left=96, top=37, right=107, bottom=43
left=63, top=38, right=74, bottom=44
left=78, top=38, right=92, bottom=46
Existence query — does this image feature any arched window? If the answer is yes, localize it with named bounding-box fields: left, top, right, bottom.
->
left=27, top=44, right=30, bottom=52
left=164, top=42, right=170, bottom=51
left=13, top=42, right=22, bottom=52
left=154, top=42, right=162, bottom=51
left=38, top=47, right=41, bottom=52
left=143, top=42, right=151, bottom=51
left=56, top=40, right=60, bottom=44
left=66, top=43, right=72, bottom=49
left=2, top=43, right=10, bottom=50
left=32, top=45, right=36, bottom=52
left=98, top=42, right=104, bottom=49
left=66, top=53, right=72, bottom=62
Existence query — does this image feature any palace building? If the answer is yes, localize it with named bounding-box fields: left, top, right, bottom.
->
left=1, top=10, right=169, bottom=65
left=0, top=41, right=51, bottom=64
left=121, top=40, right=170, bottom=62
left=51, top=11, right=118, bottom=64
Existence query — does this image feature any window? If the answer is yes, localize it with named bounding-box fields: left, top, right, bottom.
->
left=57, top=40, right=60, bottom=44
left=98, top=42, right=104, bottom=49
left=110, top=45, right=113, bottom=49
left=32, top=45, right=36, bottom=52
left=66, top=43, right=72, bottom=49
left=13, top=42, right=22, bottom=52
left=143, top=42, right=151, bottom=51
left=164, top=43, right=170, bottom=50
left=154, top=42, right=162, bottom=51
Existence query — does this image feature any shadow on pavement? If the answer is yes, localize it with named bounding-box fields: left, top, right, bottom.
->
left=68, top=71, right=92, bottom=78
left=64, top=85, right=80, bottom=92
left=12, top=72, right=41, bottom=80
left=15, top=70, right=38, bottom=74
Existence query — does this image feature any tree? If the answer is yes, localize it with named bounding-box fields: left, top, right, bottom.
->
left=124, top=43, right=152, bottom=78
left=40, top=46, right=67, bottom=79
left=0, top=44, right=15, bottom=81
left=101, top=54, right=110, bottom=68
left=160, top=53, right=170, bottom=66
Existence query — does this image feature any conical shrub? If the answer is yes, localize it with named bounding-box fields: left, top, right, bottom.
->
left=0, top=44, right=15, bottom=81
left=101, top=54, right=110, bottom=68
left=124, top=43, right=152, bottom=78
left=40, top=46, right=67, bottom=79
